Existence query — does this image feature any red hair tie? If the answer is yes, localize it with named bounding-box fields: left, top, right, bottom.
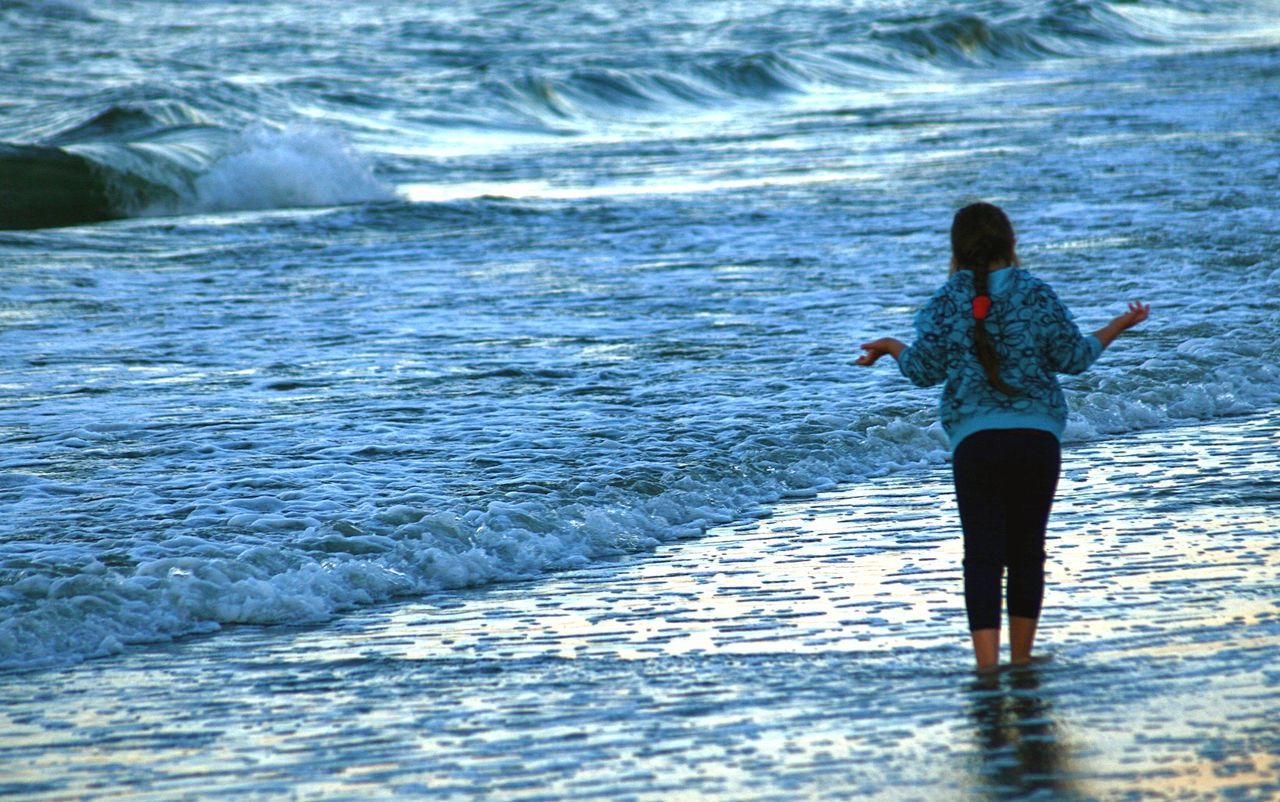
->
left=972, top=295, right=992, bottom=321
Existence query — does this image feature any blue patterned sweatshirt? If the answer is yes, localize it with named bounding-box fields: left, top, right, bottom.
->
left=897, top=267, right=1102, bottom=449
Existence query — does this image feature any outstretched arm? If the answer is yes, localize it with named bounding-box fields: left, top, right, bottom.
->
left=1092, top=301, right=1150, bottom=350
left=855, top=337, right=907, bottom=366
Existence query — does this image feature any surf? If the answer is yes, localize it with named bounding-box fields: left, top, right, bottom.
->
left=0, top=103, right=396, bottom=230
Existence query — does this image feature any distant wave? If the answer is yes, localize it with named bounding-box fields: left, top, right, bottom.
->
left=482, top=1, right=1195, bottom=126
left=865, top=4, right=1159, bottom=65
left=0, top=103, right=397, bottom=230
left=489, top=54, right=826, bottom=125
left=0, top=1, right=1238, bottom=229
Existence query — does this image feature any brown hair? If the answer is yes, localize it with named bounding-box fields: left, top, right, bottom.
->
left=951, top=202, right=1020, bottom=395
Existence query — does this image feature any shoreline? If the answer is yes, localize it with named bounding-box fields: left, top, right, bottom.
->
left=0, top=411, right=1276, bottom=799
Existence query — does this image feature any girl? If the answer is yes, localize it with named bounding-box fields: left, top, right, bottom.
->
left=856, top=202, right=1148, bottom=672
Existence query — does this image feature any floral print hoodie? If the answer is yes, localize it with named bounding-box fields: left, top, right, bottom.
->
left=898, top=268, right=1101, bottom=449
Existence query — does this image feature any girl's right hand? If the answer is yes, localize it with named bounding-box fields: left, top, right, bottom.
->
left=856, top=337, right=906, bottom=366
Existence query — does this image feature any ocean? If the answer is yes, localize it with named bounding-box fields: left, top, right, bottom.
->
left=2, top=0, right=1278, bottom=798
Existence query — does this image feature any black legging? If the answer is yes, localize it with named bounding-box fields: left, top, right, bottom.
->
left=952, top=428, right=1061, bottom=632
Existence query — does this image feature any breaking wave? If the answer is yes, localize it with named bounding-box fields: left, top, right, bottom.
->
left=0, top=105, right=396, bottom=230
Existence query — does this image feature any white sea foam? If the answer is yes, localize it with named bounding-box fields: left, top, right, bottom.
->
left=8, top=359, right=1275, bottom=671
left=190, top=126, right=399, bottom=213
left=0, top=422, right=923, bottom=670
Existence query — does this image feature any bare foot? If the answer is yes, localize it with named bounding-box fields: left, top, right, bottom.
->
left=1009, top=654, right=1053, bottom=667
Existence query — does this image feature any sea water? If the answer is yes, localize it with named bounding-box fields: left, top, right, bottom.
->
left=1, top=0, right=1279, bottom=796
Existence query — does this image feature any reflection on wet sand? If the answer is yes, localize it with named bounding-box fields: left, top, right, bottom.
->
left=968, top=667, right=1083, bottom=799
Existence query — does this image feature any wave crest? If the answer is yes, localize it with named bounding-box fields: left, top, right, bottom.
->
left=466, top=1, right=1189, bottom=130
left=1, top=117, right=397, bottom=229
left=868, top=2, right=1154, bottom=65
left=185, top=126, right=398, bottom=215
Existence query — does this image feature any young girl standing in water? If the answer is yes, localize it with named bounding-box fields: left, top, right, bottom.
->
left=856, top=202, right=1149, bottom=672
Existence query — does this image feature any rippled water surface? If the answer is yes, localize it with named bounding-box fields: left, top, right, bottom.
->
left=2, top=1, right=1279, bottom=794
left=3, top=414, right=1277, bottom=799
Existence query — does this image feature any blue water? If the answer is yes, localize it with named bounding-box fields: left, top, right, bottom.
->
left=3, top=0, right=1280, bottom=672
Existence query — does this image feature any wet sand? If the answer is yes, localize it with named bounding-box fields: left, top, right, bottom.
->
left=2, top=412, right=1277, bottom=800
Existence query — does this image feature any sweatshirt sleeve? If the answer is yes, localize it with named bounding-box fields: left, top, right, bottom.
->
left=897, top=291, right=950, bottom=388
left=1039, top=283, right=1102, bottom=375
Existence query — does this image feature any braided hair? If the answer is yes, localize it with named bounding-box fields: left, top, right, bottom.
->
left=951, top=203, right=1020, bottom=396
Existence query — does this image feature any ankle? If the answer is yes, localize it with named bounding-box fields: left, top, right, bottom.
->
left=970, top=628, right=1000, bottom=671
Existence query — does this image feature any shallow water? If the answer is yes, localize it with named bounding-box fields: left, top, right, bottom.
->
left=2, top=413, right=1276, bottom=799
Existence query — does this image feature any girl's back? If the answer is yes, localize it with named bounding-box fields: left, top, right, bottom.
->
left=898, top=266, right=1101, bottom=449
